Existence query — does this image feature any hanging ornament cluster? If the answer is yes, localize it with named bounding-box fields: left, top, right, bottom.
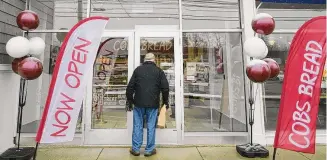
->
left=6, top=10, right=44, bottom=80
left=244, top=13, right=280, bottom=83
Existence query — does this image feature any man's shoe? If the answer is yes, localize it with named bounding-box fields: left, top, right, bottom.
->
left=129, top=149, right=140, bottom=156
left=144, top=149, right=157, bottom=157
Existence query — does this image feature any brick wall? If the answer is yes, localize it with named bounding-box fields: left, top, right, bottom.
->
left=0, top=0, right=26, bottom=64
left=0, top=0, right=54, bottom=65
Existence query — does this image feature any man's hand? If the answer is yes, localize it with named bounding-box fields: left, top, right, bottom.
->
left=125, top=101, right=133, bottom=112
left=164, top=102, right=169, bottom=109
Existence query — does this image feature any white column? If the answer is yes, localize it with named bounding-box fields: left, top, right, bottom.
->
left=0, top=71, right=20, bottom=153
left=239, top=0, right=267, bottom=145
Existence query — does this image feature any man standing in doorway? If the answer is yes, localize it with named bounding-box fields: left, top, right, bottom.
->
left=126, top=53, right=170, bottom=157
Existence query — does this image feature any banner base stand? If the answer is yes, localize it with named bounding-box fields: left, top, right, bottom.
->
left=0, top=147, right=35, bottom=160
left=236, top=143, right=269, bottom=158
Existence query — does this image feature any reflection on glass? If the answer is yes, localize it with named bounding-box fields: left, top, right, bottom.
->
left=139, top=37, right=176, bottom=129
left=183, top=32, right=246, bottom=132
left=260, top=34, right=326, bottom=130
left=182, top=0, right=240, bottom=29
left=92, top=37, right=129, bottom=129
left=90, top=0, right=179, bottom=29
left=257, top=3, right=325, bottom=29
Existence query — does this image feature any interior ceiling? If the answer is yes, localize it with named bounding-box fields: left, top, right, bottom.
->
left=50, top=0, right=240, bottom=20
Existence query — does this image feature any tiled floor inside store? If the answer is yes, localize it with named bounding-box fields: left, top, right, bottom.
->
left=21, top=106, right=234, bottom=133
left=90, top=107, right=229, bottom=131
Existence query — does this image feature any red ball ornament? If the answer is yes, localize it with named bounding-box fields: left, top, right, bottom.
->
left=11, top=56, right=27, bottom=74
left=16, top=10, right=39, bottom=31
left=263, top=58, right=280, bottom=78
left=246, top=59, right=271, bottom=83
left=252, top=13, right=275, bottom=35
left=18, top=57, right=43, bottom=80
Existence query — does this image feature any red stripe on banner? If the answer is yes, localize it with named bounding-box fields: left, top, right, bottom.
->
left=36, top=16, right=109, bottom=142
left=273, top=16, right=326, bottom=154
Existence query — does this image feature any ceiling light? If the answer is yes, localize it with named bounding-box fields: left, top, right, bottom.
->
left=268, top=40, right=275, bottom=46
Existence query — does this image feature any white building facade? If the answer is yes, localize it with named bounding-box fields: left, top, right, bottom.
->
left=0, top=0, right=326, bottom=152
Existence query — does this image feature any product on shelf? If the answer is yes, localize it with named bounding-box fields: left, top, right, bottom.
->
left=93, top=40, right=129, bottom=108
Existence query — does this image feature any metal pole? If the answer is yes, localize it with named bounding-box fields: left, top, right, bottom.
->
left=249, top=77, right=254, bottom=146
left=26, top=0, right=31, bottom=10
left=86, top=0, right=91, bottom=18
left=178, top=0, right=183, bottom=143
left=256, top=2, right=263, bottom=11
left=17, top=106, right=23, bottom=150
left=77, top=0, right=83, bottom=21
left=16, top=28, right=29, bottom=150
left=273, top=148, right=277, bottom=160
left=17, top=78, right=28, bottom=150
left=32, top=143, right=39, bottom=160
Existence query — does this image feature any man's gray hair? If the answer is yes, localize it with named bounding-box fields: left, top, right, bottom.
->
left=144, top=53, right=155, bottom=62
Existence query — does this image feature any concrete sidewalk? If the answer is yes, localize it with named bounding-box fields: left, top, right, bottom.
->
left=35, top=146, right=326, bottom=160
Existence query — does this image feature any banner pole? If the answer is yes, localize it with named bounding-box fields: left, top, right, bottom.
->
left=272, top=148, right=277, bottom=160
left=235, top=56, right=269, bottom=158
left=249, top=57, right=254, bottom=146
left=17, top=77, right=28, bottom=150
left=32, top=142, right=39, bottom=160
left=16, top=104, right=23, bottom=150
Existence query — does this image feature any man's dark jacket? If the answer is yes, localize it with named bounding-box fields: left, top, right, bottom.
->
left=126, top=61, right=169, bottom=108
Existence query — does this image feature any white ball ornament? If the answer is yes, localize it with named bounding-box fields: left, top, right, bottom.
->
left=6, top=36, right=30, bottom=58
left=255, top=45, right=269, bottom=59
left=244, top=37, right=268, bottom=59
left=29, top=37, right=45, bottom=56
left=263, top=45, right=268, bottom=58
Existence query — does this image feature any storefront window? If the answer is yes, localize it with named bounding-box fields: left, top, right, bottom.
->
left=261, top=33, right=326, bottom=131
left=90, top=0, right=179, bottom=29
left=182, top=0, right=241, bottom=29
left=256, top=2, right=326, bottom=29
left=183, top=32, right=247, bottom=132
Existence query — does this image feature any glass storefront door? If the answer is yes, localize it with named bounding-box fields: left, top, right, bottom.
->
left=84, top=31, right=134, bottom=145
left=134, top=31, right=182, bottom=144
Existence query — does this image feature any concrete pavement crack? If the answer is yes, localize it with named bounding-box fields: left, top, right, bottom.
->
left=196, top=147, right=205, bottom=160
left=96, top=148, right=104, bottom=160
left=299, top=152, right=313, bottom=160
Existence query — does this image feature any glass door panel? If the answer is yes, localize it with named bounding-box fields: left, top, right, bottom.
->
left=139, top=37, right=176, bottom=128
left=92, top=37, right=128, bottom=129
left=135, top=31, right=181, bottom=144
left=84, top=32, right=134, bottom=145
